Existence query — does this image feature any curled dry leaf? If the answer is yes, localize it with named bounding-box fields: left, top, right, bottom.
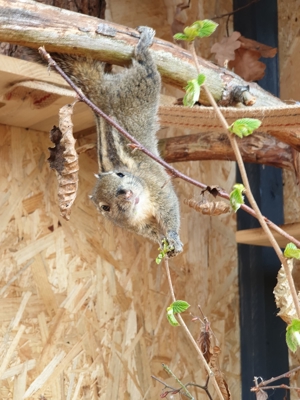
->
left=197, top=317, right=213, bottom=364
left=48, top=101, right=79, bottom=220
left=229, top=48, right=266, bottom=82
left=210, top=346, right=231, bottom=400
left=274, top=259, right=300, bottom=324
left=211, top=31, right=241, bottom=67
left=184, top=198, right=230, bottom=216
left=239, top=36, right=277, bottom=58
left=203, top=185, right=223, bottom=198
left=256, top=389, right=268, bottom=400
left=211, top=31, right=277, bottom=81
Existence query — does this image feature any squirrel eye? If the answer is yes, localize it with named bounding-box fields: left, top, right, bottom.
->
left=116, top=172, right=125, bottom=178
left=101, top=205, right=110, bottom=212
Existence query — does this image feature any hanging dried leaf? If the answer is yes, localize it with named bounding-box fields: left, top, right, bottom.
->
left=256, top=389, right=268, bottom=400
left=210, top=346, right=231, bottom=400
left=48, top=101, right=79, bottom=220
left=273, top=259, right=300, bottom=324
left=184, top=198, right=230, bottom=215
left=203, top=185, right=223, bottom=198
left=197, top=317, right=213, bottom=364
left=211, top=31, right=241, bottom=67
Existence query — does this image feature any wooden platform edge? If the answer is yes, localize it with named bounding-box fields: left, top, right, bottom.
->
left=236, top=222, right=300, bottom=248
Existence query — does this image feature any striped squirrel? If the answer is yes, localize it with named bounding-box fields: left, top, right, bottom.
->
left=51, top=27, right=183, bottom=257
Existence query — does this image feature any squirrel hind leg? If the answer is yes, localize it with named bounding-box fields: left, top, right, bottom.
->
left=135, top=26, right=155, bottom=56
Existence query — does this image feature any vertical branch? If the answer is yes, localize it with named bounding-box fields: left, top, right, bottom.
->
left=189, top=43, right=300, bottom=319
left=164, top=258, right=225, bottom=400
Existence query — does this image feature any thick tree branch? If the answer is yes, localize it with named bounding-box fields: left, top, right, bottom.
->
left=159, top=131, right=294, bottom=170
left=0, top=0, right=284, bottom=107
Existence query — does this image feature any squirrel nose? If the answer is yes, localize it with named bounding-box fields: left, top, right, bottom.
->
left=125, top=190, right=133, bottom=199
left=116, top=189, right=133, bottom=199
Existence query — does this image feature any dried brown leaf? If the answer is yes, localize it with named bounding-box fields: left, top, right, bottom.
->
left=203, top=185, right=223, bottom=198
left=48, top=126, right=65, bottom=174
left=199, top=330, right=213, bottom=363
left=239, top=36, right=277, bottom=58
left=212, top=32, right=277, bottom=81
left=273, top=259, right=300, bottom=324
left=211, top=31, right=241, bottom=67
left=48, top=102, right=79, bottom=221
left=210, top=346, right=231, bottom=400
left=197, top=318, right=213, bottom=364
left=229, top=48, right=266, bottom=81
left=256, top=389, right=268, bottom=400
left=184, top=198, right=230, bottom=215
left=292, top=148, right=300, bottom=186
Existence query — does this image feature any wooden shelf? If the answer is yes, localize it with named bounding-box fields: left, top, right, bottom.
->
left=0, top=54, right=95, bottom=133
left=236, top=222, right=300, bottom=247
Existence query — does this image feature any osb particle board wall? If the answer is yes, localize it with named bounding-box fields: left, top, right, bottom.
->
left=0, top=1, right=240, bottom=399
left=278, top=0, right=300, bottom=396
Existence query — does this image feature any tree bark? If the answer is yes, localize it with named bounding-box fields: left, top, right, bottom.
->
left=0, top=0, right=106, bottom=59
left=159, top=132, right=294, bottom=171
left=0, top=0, right=284, bottom=107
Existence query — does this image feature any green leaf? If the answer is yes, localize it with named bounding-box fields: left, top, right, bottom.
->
left=286, top=319, right=300, bottom=352
left=156, top=253, right=163, bottom=265
left=197, top=73, right=206, bottom=86
left=155, top=239, right=174, bottom=264
left=171, top=300, right=190, bottom=314
left=183, top=74, right=206, bottom=107
left=284, top=243, right=300, bottom=260
left=230, top=183, right=245, bottom=212
left=228, top=118, right=262, bottom=138
left=173, top=33, right=190, bottom=41
left=166, top=307, right=180, bottom=326
left=183, top=78, right=201, bottom=107
left=183, top=25, right=199, bottom=40
left=195, top=19, right=218, bottom=38
left=174, top=19, right=218, bottom=41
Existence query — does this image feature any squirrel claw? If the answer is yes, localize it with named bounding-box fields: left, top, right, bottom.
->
left=164, top=232, right=183, bottom=258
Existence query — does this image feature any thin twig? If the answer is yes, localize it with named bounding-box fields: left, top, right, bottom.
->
left=151, top=375, right=213, bottom=400
left=254, top=365, right=300, bottom=388
left=212, top=0, right=260, bottom=20
left=164, top=258, right=225, bottom=400
left=162, top=364, right=194, bottom=399
left=190, top=42, right=300, bottom=319
left=151, top=375, right=181, bottom=391
left=186, top=379, right=213, bottom=400
left=38, top=46, right=300, bottom=250
left=253, top=384, right=300, bottom=391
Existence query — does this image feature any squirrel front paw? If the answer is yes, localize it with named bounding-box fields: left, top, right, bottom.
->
left=135, top=26, right=155, bottom=54
left=164, top=231, right=183, bottom=258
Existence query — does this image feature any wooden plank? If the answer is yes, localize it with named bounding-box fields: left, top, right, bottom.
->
left=0, top=54, right=67, bottom=91
left=236, top=222, right=300, bottom=247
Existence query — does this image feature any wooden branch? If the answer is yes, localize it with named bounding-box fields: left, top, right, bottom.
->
left=159, top=131, right=294, bottom=170
left=0, top=0, right=284, bottom=108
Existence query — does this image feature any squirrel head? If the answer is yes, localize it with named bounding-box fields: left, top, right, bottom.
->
left=90, top=170, right=155, bottom=229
